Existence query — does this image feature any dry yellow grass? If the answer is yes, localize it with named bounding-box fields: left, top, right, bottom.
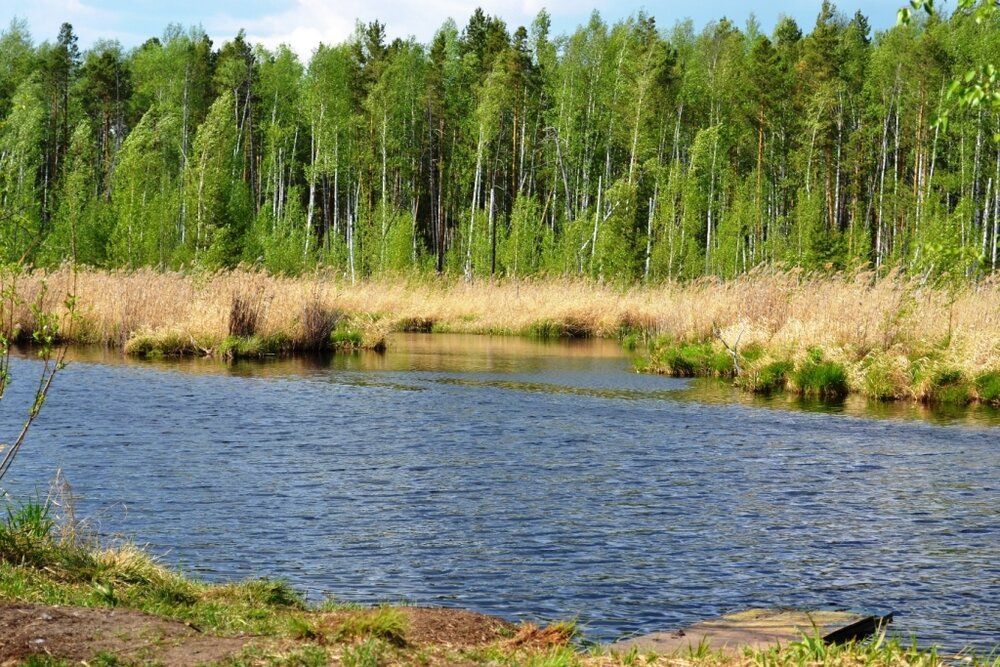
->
left=7, top=265, right=1000, bottom=375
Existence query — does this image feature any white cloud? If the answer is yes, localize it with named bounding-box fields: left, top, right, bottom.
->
left=212, top=0, right=607, bottom=58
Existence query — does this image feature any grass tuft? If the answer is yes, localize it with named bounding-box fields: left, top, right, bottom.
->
left=791, top=350, right=849, bottom=398
left=341, top=638, right=389, bottom=667
left=974, top=370, right=1000, bottom=405
left=929, top=372, right=972, bottom=405
left=228, top=290, right=266, bottom=338
left=123, top=330, right=198, bottom=358
left=334, top=606, right=409, bottom=646
left=736, top=359, right=793, bottom=394
left=646, top=339, right=734, bottom=378
left=300, top=301, right=341, bottom=350
left=218, top=333, right=293, bottom=360
left=526, top=318, right=593, bottom=339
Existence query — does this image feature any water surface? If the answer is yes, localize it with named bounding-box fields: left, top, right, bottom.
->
left=2, top=335, right=999, bottom=652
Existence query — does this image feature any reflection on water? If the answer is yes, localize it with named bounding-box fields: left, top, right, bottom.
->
left=4, top=334, right=1000, bottom=653
left=676, top=378, right=1000, bottom=428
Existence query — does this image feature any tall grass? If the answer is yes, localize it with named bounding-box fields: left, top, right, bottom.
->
left=8, top=267, right=1000, bottom=383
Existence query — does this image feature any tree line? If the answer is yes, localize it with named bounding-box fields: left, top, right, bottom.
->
left=1, top=3, right=999, bottom=282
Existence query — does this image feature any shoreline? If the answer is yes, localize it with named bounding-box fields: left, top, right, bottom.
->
left=0, top=526, right=985, bottom=666
left=6, top=266, right=1000, bottom=405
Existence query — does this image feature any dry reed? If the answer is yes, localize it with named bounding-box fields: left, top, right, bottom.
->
left=8, top=266, right=1000, bottom=377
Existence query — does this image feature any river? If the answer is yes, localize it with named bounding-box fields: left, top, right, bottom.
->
left=2, top=334, right=999, bottom=652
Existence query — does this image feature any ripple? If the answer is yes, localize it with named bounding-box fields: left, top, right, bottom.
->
left=3, top=338, right=999, bottom=653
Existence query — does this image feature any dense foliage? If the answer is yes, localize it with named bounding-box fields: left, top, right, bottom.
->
left=1, top=3, right=999, bottom=281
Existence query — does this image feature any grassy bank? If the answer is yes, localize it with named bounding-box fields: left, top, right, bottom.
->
left=6, top=267, right=1000, bottom=401
left=636, top=268, right=1000, bottom=405
left=0, top=498, right=989, bottom=666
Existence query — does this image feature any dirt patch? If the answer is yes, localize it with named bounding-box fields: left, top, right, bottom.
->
left=318, top=606, right=517, bottom=648
left=0, top=603, right=517, bottom=665
left=397, top=607, right=516, bottom=646
left=0, top=602, right=248, bottom=666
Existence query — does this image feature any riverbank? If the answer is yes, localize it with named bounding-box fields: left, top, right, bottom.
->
left=7, top=266, right=1000, bottom=403
left=0, top=499, right=979, bottom=666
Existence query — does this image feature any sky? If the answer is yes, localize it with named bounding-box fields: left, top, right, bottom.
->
left=2, top=0, right=911, bottom=59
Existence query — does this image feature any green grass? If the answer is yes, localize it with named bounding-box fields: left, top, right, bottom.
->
left=525, top=319, right=593, bottom=339
left=646, top=339, right=735, bottom=378
left=218, top=333, right=294, bottom=360
left=2, top=499, right=992, bottom=667
left=123, top=330, right=199, bottom=358
left=331, top=324, right=365, bottom=348
left=736, top=359, right=793, bottom=394
left=923, top=367, right=973, bottom=405
left=975, top=370, right=1000, bottom=405
left=791, top=351, right=849, bottom=399
left=341, top=638, right=392, bottom=667
left=860, top=351, right=908, bottom=401
left=334, top=606, right=409, bottom=646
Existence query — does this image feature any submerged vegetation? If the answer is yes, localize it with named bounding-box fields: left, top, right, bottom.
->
left=0, top=497, right=994, bottom=666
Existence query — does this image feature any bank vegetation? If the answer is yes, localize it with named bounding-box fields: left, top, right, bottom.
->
left=2, top=266, right=996, bottom=405
left=0, top=495, right=992, bottom=666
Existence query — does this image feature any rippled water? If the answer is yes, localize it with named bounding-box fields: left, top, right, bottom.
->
left=3, top=335, right=999, bottom=652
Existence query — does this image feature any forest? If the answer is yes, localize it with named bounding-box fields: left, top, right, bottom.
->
left=1, top=2, right=999, bottom=282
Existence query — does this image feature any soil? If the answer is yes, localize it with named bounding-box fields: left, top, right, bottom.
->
left=0, top=602, right=248, bottom=666
left=0, top=602, right=518, bottom=665
left=380, top=607, right=516, bottom=647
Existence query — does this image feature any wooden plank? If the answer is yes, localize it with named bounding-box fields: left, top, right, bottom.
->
left=611, top=608, right=893, bottom=656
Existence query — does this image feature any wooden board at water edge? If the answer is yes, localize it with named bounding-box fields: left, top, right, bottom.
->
left=611, top=608, right=894, bottom=655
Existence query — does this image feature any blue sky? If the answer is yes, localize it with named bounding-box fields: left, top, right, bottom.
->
left=3, top=0, right=911, bottom=58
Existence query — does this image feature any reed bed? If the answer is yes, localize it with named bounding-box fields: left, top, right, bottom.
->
left=6, top=266, right=1000, bottom=399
